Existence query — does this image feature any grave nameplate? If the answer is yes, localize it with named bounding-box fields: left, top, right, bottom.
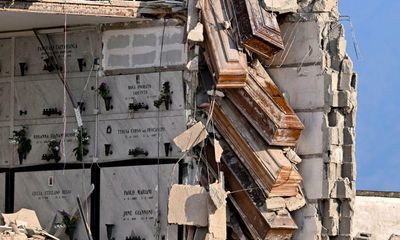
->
left=99, top=164, right=178, bottom=240
left=12, top=122, right=95, bottom=166
left=98, top=116, right=186, bottom=161
left=99, top=71, right=184, bottom=115
left=102, top=26, right=186, bottom=70
left=15, top=31, right=101, bottom=75
left=14, top=169, right=91, bottom=239
left=15, top=76, right=96, bottom=120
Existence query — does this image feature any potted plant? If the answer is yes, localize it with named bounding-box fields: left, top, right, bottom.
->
left=58, top=210, right=80, bottom=240
left=97, top=82, right=112, bottom=111
left=48, top=139, right=61, bottom=163
left=9, top=126, right=32, bottom=165
left=73, top=127, right=90, bottom=161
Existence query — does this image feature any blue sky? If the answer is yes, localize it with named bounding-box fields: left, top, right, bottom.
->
left=339, top=1, right=400, bottom=191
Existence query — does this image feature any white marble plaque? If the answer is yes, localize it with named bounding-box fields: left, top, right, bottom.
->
left=14, top=76, right=96, bottom=120
left=15, top=31, right=101, bottom=75
left=99, top=71, right=184, bottom=114
left=100, top=164, right=178, bottom=240
left=0, top=127, right=12, bottom=166
left=12, top=122, right=95, bottom=166
left=14, top=169, right=91, bottom=239
left=102, top=26, right=186, bottom=70
left=0, top=172, right=5, bottom=212
left=0, top=82, right=11, bottom=121
left=98, top=116, right=185, bottom=161
left=0, top=39, right=11, bottom=78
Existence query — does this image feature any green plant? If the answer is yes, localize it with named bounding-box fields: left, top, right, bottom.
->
left=58, top=210, right=80, bottom=240
left=73, top=127, right=90, bottom=161
left=97, top=82, right=110, bottom=99
left=10, top=126, right=32, bottom=165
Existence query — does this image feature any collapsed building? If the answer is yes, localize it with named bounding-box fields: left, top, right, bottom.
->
left=0, top=0, right=357, bottom=239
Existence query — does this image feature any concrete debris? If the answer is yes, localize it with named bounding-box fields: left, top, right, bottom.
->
left=168, top=184, right=209, bottom=227
left=263, top=0, right=299, bottom=13
left=266, top=197, right=286, bottom=211
left=187, top=56, right=199, bottom=71
left=283, top=148, right=302, bottom=164
left=213, top=139, right=223, bottom=163
left=285, top=194, right=306, bottom=211
left=208, top=202, right=227, bottom=240
left=174, top=121, right=208, bottom=152
left=389, top=234, right=400, bottom=240
left=206, top=90, right=225, bottom=98
left=354, top=232, right=372, bottom=240
left=209, top=182, right=227, bottom=209
left=193, top=228, right=208, bottom=240
left=0, top=209, right=59, bottom=240
left=187, top=22, right=204, bottom=42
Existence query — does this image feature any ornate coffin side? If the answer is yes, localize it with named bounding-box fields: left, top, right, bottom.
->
left=229, top=0, right=284, bottom=59
left=202, top=0, right=248, bottom=88
left=226, top=67, right=304, bottom=146
left=212, top=97, right=302, bottom=197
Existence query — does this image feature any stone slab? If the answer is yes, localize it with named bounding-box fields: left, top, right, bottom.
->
left=296, top=111, right=325, bottom=155
left=98, top=71, right=184, bottom=115
left=12, top=121, right=95, bottom=166
left=98, top=116, right=186, bottom=161
left=99, top=164, right=178, bottom=240
left=14, top=169, right=91, bottom=239
left=14, top=76, right=97, bottom=120
left=0, top=127, right=12, bottom=166
left=0, top=82, right=10, bottom=121
left=298, top=158, right=324, bottom=200
left=267, top=65, right=325, bottom=110
left=102, top=26, right=186, bottom=70
left=15, top=31, right=101, bottom=76
left=0, top=39, right=11, bottom=78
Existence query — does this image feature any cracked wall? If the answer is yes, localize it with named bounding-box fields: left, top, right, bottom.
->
left=266, top=0, right=357, bottom=239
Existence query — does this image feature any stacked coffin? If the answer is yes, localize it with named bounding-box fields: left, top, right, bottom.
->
left=200, top=0, right=306, bottom=238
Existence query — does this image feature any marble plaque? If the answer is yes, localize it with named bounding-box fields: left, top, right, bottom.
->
left=15, top=31, right=101, bottom=76
left=100, top=164, right=178, bottom=240
left=12, top=121, right=95, bottom=166
left=0, top=39, right=11, bottom=78
left=99, top=71, right=184, bottom=115
left=0, top=82, right=11, bottom=121
left=0, top=127, right=12, bottom=166
left=14, top=76, right=96, bottom=120
left=14, top=169, right=91, bottom=239
left=98, top=116, right=186, bottom=161
left=0, top=172, right=5, bottom=212
left=102, top=26, right=186, bottom=70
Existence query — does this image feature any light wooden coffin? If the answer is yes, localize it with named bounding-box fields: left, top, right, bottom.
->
left=204, top=143, right=297, bottom=239
left=202, top=0, right=247, bottom=88
left=212, top=97, right=302, bottom=197
left=229, top=0, right=284, bottom=59
left=226, top=67, right=304, bottom=146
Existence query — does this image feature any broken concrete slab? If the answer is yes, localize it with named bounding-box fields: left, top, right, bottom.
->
left=209, top=182, right=227, bottom=209
left=285, top=195, right=306, bottom=211
left=265, top=197, right=286, bottom=211
left=173, top=121, right=208, bottom=152
left=208, top=202, right=227, bottom=240
left=187, top=22, right=204, bottom=43
left=2, top=209, right=42, bottom=230
left=263, top=0, right=299, bottom=13
left=168, top=184, right=209, bottom=227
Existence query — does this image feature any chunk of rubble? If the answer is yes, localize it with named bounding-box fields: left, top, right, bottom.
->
left=187, top=22, right=204, bottom=42
left=263, top=0, right=299, bottom=13
left=173, top=121, right=208, bottom=152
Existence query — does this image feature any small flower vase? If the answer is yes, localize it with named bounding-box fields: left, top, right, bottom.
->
left=103, top=96, right=112, bottom=111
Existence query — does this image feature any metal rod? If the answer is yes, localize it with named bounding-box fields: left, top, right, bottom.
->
left=77, top=196, right=93, bottom=240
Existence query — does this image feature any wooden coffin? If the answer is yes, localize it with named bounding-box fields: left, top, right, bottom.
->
left=212, top=97, right=302, bottom=197
left=226, top=67, right=304, bottom=146
left=229, top=0, right=284, bottom=59
left=202, top=0, right=248, bottom=88
left=204, top=143, right=297, bottom=239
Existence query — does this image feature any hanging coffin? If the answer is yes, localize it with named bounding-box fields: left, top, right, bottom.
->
left=230, top=0, right=284, bottom=59
left=202, top=0, right=248, bottom=88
